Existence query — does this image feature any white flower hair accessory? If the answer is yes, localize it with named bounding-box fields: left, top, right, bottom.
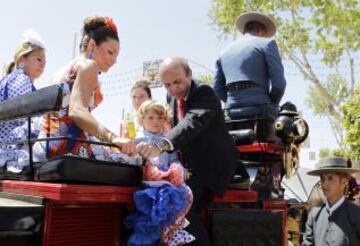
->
left=22, top=29, right=46, bottom=49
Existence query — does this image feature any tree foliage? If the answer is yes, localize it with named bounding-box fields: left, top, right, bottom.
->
left=209, top=0, right=360, bottom=148
left=341, top=86, right=360, bottom=160
left=195, top=74, right=214, bottom=85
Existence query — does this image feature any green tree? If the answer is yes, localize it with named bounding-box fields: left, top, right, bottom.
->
left=305, top=74, right=349, bottom=148
left=209, top=0, right=360, bottom=148
left=319, top=148, right=348, bottom=158
left=195, top=74, right=214, bottom=85
left=342, top=86, right=360, bottom=160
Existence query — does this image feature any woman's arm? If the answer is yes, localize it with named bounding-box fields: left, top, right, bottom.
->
left=68, top=60, right=135, bottom=155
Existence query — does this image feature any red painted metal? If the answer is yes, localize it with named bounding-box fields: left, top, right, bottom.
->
left=0, top=180, right=136, bottom=203
left=42, top=202, right=121, bottom=246
left=0, top=180, right=288, bottom=245
left=0, top=181, right=135, bottom=245
left=210, top=190, right=258, bottom=203
left=238, top=143, right=284, bottom=155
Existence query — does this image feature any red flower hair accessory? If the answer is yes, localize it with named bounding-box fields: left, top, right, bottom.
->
left=104, top=17, right=118, bottom=33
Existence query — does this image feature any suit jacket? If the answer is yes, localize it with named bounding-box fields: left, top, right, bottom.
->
left=165, top=80, right=237, bottom=195
left=302, top=200, right=360, bottom=246
left=213, top=33, right=286, bottom=118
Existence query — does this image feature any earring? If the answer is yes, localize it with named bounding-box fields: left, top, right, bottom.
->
left=87, top=51, right=94, bottom=59
left=18, top=62, right=25, bottom=69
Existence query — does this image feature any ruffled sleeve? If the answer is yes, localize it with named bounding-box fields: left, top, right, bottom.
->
left=6, top=70, right=35, bottom=99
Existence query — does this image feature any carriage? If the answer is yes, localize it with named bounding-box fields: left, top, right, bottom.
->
left=0, top=85, right=309, bottom=246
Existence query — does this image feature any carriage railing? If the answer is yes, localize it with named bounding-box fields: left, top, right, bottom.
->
left=0, top=85, right=60, bottom=176
left=0, top=85, right=123, bottom=178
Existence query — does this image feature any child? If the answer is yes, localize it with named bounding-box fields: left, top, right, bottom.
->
left=0, top=29, right=46, bottom=173
left=125, top=100, right=194, bottom=246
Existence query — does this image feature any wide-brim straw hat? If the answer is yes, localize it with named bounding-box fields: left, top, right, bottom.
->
left=307, top=157, right=360, bottom=176
left=235, top=12, right=276, bottom=38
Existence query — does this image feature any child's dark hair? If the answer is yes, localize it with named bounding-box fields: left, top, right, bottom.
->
left=131, top=79, right=152, bottom=99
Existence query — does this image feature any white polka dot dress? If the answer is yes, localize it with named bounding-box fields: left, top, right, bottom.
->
left=0, top=69, right=36, bottom=171
left=0, top=69, right=35, bottom=143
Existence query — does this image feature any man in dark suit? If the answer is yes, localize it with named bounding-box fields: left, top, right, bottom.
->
left=137, top=57, right=238, bottom=245
left=302, top=157, right=360, bottom=246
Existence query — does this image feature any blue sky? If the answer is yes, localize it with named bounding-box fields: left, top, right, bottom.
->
left=1, top=0, right=341, bottom=154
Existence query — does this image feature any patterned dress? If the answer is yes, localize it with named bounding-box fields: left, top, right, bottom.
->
left=0, top=69, right=36, bottom=143
left=0, top=68, right=39, bottom=172
left=33, top=67, right=127, bottom=163
left=125, top=130, right=195, bottom=246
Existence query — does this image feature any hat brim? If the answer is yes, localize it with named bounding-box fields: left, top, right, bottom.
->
left=307, top=168, right=360, bottom=176
left=235, top=12, right=276, bottom=38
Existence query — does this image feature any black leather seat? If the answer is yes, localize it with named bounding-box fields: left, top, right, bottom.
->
left=34, top=156, right=141, bottom=186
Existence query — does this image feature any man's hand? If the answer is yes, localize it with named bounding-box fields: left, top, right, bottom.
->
left=136, top=142, right=161, bottom=159
left=112, top=137, right=136, bottom=156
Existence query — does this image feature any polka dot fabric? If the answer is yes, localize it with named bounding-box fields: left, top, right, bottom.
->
left=0, top=69, right=35, bottom=143
left=0, top=69, right=37, bottom=172
left=141, top=163, right=195, bottom=245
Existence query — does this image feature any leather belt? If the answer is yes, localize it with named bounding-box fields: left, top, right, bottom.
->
left=227, top=81, right=259, bottom=92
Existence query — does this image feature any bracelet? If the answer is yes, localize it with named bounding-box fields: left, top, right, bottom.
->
left=154, top=139, right=170, bottom=153
left=109, top=133, right=117, bottom=144
left=97, top=125, right=105, bottom=142
left=97, top=125, right=116, bottom=143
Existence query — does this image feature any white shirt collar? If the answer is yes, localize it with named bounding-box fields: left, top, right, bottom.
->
left=326, top=196, right=345, bottom=215
left=243, top=33, right=255, bottom=38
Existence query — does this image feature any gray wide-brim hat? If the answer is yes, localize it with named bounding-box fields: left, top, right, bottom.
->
left=235, top=12, right=276, bottom=37
left=307, top=157, right=360, bottom=176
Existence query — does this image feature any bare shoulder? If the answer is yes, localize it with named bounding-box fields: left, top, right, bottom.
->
left=74, top=59, right=99, bottom=88
left=76, top=59, right=98, bottom=75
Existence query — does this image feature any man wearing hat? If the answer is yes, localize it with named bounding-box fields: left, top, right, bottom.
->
left=302, top=157, right=360, bottom=246
left=213, top=12, right=286, bottom=121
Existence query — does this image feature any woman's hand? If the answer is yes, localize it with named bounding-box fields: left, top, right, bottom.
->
left=135, top=142, right=160, bottom=159
left=112, top=137, right=136, bottom=156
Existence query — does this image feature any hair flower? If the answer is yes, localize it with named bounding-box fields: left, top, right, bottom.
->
left=104, top=17, right=118, bottom=33
left=22, top=29, right=46, bottom=49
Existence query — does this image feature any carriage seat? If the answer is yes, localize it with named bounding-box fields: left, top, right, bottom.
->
left=0, top=85, right=141, bottom=186
left=226, top=114, right=279, bottom=143
left=0, top=85, right=63, bottom=181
